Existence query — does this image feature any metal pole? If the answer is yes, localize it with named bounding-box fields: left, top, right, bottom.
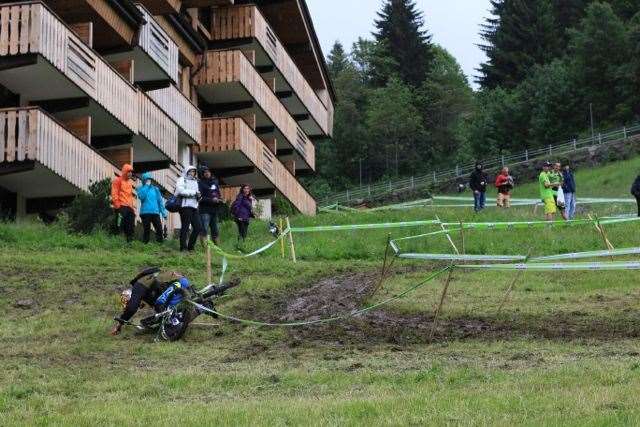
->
left=590, top=102, right=595, bottom=140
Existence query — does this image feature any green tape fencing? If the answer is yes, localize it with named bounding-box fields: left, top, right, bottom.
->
left=456, top=261, right=640, bottom=271
left=290, top=219, right=441, bottom=233
left=398, top=253, right=527, bottom=262
left=529, top=247, right=640, bottom=262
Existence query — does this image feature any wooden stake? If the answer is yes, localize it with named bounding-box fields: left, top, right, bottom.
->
left=497, top=269, right=525, bottom=314
left=372, top=235, right=394, bottom=296
left=459, top=220, right=466, bottom=256
left=279, top=217, right=285, bottom=258
left=436, top=215, right=459, bottom=255
left=589, top=215, right=615, bottom=255
left=206, top=238, right=212, bottom=285
left=430, top=268, right=454, bottom=340
left=286, top=217, right=297, bottom=263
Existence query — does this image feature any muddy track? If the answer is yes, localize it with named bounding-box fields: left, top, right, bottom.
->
left=273, top=270, right=640, bottom=346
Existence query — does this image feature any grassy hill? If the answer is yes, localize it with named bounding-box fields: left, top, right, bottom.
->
left=2, top=159, right=640, bottom=425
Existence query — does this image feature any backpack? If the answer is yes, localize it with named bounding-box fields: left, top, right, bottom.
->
left=165, top=195, right=182, bottom=213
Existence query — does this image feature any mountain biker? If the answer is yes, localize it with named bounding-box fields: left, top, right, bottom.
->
left=110, top=268, right=192, bottom=336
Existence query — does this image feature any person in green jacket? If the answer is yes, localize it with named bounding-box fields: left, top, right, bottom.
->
left=539, top=162, right=558, bottom=221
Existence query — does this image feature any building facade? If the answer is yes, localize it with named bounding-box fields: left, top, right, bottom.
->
left=0, top=0, right=334, bottom=220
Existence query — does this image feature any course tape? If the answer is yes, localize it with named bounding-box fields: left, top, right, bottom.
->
left=399, top=253, right=527, bottom=262
left=456, top=261, right=640, bottom=271
left=189, top=267, right=452, bottom=327
left=290, top=219, right=440, bottom=233
left=529, top=247, right=640, bottom=262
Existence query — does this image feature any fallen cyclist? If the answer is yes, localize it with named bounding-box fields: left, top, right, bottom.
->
left=110, top=267, right=239, bottom=340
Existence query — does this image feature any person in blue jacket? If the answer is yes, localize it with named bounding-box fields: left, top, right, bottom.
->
left=562, top=164, right=577, bottom=220
left=138, top=172, right=167, bottom=244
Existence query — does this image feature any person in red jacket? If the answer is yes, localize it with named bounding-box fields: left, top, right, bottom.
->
left=495, top=167, right=514, bottom=208
left=111, top=163, right=137, bottom=242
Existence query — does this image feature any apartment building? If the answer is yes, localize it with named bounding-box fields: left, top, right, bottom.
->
left=0, top=0, right=334, bottom=220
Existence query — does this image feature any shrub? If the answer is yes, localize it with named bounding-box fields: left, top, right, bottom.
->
left=65, top=178, right=115, bottom=234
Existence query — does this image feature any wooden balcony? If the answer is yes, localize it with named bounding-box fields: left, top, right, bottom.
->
left=137, top=91, right=179, bottom=164
left=212, top=5, right=333, bottom=138
left=0, top=2, right=138, bottom=134
left=105, top=5, right=179, bottom=85
left=196, top=117, right=316, bottom=215
left=193, top=49, right=315, bottom=171
left=150, top=163, right=181, bottom=195
left=0, top=107, right=118, bottom=197
left=147, top=84, right=201, bottom=145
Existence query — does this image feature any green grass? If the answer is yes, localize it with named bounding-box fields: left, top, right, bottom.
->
left=3, top=159, right=640, bottom=426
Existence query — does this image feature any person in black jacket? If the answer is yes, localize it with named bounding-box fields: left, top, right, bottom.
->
left=469, top=162, right=489, bottom=212
left=198, top=166, right=222, bottom=245
left=631, top=175, right=640, bottom=217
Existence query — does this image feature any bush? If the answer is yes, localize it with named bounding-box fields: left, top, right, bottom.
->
left=65, top=179, right=115, bottom=234
left=272, top=193, right=296, bottom=216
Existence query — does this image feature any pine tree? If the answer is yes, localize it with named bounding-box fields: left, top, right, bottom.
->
left=372, top=0, right=434, bottom=87
left=327, top=41, right=349, bottom=79
left=477, top=0, right=563, bottom=89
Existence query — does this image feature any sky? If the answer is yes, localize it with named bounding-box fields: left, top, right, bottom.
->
left=306, top=0, right=493, bottom=88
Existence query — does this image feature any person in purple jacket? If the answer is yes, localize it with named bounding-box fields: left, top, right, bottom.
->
left=231, top=184, right=254, bottom=249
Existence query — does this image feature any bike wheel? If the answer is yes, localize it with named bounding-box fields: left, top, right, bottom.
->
left=159, top=305, right=192, bottom=342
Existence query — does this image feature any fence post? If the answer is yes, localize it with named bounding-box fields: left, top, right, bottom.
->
left=411, top=176, right=415, bottom=188
left=455, top=165, right=459, bottom=176
left=548, top=145, right=552, bottom=156
left=598, top=133, right=602, bottom=145
left=624, top=126, right=628, bottom=139
left=389, top=181, right=392, bottom=191
left=573, top=138, right=577, bottom=150
left=525, top=149, right=528, bottom=162
left=433, top=171, right=437, bottom=183
left=368, top=185, right=371, bottom=197
left=346, top=189, right=350, bottom=201
left=501, top=155, right=505, bottom=167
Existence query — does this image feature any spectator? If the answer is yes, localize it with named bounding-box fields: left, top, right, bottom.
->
left=469, top=162, right=488, bottom=212
left=495, top=167, right=514, bottom=208
left=175, top=166, right=202, bottom=252
left=138, top=172, right=167, bottom=244
left=539, top=162, right=557, bottom=221
left=198, top=166, right=222, bottom=245
left=549, top=162, right=566, bottom=219
left=631, top=174, right=640, bottom=217
left=231, top=184, right=254, bottom=249
left=562, top=164, right=577, bottom=220
left=111, top=163, right=136, bottom=242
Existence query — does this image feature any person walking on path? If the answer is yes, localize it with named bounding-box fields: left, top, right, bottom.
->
left=198, top=166, right=222, bottom=245
left=231, top=184, right=254, bottom=249
left=175, top=166, right=202, bottom=252
left=631, top=174, right=640, bottom=217
left=495, top=167, right=514, bottom=208
left=111, top=163, right=136, bottom=242
left=562, top=164, right=577, bottom=220
left=539, top=162, right=558, bottom=221
left=138, top=172, right=167, bottom=244
left=469, top=162, right=488, bottom=212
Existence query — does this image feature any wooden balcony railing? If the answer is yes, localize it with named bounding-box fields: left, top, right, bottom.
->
left=139, top=92, right=179, bottom=163
left=194, top=49, right=315, bottom=170
left=0, top=107, right=118, bottom=192
left=148, top=84, right=201, bottom=144
left=0, top=2, right=138, bottom=132
left=198, top=117, right=316, bottom=215
left=151, top=163, right=181, bottom=194
left=137, top=5, right=179, bottom=83
left=212, top=5, right=333, bottom=136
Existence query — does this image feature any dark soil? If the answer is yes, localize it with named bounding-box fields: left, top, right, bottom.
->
left=274, top=269, right=640, bottom=347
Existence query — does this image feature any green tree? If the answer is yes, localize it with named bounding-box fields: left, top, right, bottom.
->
left=372, top=0, right=434, bottom=87
left=326, top=41, right=349, bottom=79
left=365, top=77, right=426, bottom=178
left=416, top=46, right=474, bottom=165
left=568, top=1, right=632, bottom=125
left=478, top=0, right=563, bottom=89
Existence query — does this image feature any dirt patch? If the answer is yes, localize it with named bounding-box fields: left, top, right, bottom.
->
left=273, top=270, right=640, bottom=347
